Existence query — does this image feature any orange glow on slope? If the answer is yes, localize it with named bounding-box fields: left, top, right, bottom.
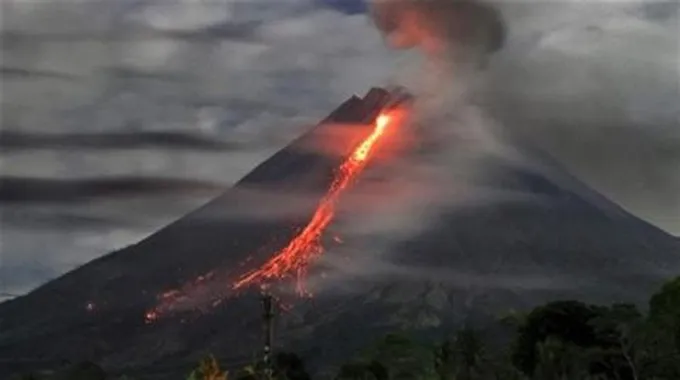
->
left=231, top=112, right=394, bottom=294
left=144, top=112, right=398, bottom=322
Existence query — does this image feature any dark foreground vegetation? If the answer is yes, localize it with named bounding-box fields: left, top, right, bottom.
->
left=12, top=276, right=680, bottom=380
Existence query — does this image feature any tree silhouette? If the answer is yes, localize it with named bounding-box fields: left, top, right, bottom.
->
left=642, top=276, right=680, bottom=378
left=274, top=352, right=311, bottom=380
left=511, top=300, right=606, bottom=376
left=436, top=328, right=487, bottom=380
left=649, top=276, right=680, bottom=349
left=532, top=336, right=591, bottom=380
left=335, top=361, right=388, bottom=380
left=362, top=333, right=436, bottom=380
left=589, top=303, right=643, bottom=380
left=50, top=361, right=107, bottom=380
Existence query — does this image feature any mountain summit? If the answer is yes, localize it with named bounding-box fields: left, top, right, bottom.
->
left=1, top=88, right=678, bottom=379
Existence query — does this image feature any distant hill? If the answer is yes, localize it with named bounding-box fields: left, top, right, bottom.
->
left=1, top=88, right=678, bottom=379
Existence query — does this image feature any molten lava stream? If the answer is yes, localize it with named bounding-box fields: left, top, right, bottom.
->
left=231, top=112, right=395, bottom=294
left=144, top=112, right=397, bottom=322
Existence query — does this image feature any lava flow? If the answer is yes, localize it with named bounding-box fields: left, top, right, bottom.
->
left=232, top=112, right=394, bottom=294
left=144, top=111, right=399, bottom=322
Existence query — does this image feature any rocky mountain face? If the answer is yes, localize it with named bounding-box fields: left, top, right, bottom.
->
left=1, top=88, right=678, bottom=379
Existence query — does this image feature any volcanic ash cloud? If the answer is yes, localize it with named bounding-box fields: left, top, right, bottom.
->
left=310, top=0, right=527, bottom=291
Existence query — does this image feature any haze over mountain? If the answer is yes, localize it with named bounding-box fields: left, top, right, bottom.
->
left=1, top=0, right=677, bottom=305
left=0, top=88, right=678, bottom=379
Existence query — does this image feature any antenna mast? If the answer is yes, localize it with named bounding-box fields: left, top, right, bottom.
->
left=261, top=289, right=275, bottom=378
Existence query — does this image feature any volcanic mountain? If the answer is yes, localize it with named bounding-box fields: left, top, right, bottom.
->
left=0, top=88, right=678, bottom=379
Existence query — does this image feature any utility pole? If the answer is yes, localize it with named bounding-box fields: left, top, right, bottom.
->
left=262, top=290, right=275, bottom=378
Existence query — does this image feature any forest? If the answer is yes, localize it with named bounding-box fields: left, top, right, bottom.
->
left=12, top=276, right=680, bottom=380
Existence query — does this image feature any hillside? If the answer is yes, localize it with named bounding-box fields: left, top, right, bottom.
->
left=0, top=87, right=678, bottom=379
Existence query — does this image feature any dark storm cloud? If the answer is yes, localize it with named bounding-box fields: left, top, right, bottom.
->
left=0, top=66, right=78, bottom=80
left=0, top=130, right=242, bottom=151
left=0, top=176, right=224, bottom=203
left=0, top=208, right=141, bottom=231
left=104, top=66, right=188, bottom=82
left=157, top=20, right=261, bottom=41
left=0, top=21, right=260, bottom=45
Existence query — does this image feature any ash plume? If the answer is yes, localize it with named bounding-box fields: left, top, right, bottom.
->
left=370, top=0, right=505, bottom=59
left=310, top=0, right=680, bottom=293
left=303, top=0, right=523, bottom=293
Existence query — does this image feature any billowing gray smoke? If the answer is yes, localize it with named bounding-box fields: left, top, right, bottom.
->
left=310, top=0, right=679, bottom=293
left=365, top=0, right=679, bottom=235
left=370, top=0, right=505, bottom=63
left=308, top=0, right=528, bottom=293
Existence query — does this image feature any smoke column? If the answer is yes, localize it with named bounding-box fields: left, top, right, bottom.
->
left=303, top=0, right=531, bottom=293
left=314, top=0, right=679, bottom=293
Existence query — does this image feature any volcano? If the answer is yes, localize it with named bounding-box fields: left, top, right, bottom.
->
left=0, top=87, right=678, bottom=379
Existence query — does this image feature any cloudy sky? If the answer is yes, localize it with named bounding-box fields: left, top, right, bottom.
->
left=0, top=0, right=678, bottom=299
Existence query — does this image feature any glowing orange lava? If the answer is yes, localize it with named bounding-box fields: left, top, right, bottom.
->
left=144, top=112, right=397, bottom=323
left=231, top=113, right=394, bottom=294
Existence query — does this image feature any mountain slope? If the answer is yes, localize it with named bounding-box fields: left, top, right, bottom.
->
left=0, top=87, right=394, bottom=375
left=0, top=88, right=678, bottom=379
